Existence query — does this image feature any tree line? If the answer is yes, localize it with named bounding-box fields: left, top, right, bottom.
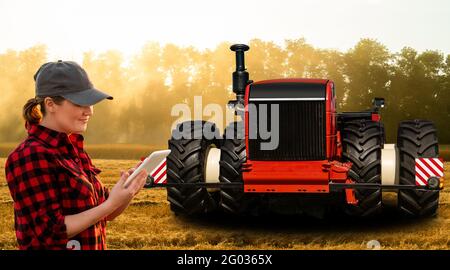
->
left=0, top=38, right=449, bottom=146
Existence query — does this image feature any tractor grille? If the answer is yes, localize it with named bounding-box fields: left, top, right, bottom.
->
left=248, top=100, right=326, bottom=161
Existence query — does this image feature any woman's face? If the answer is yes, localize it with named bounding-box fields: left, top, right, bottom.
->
left=50, top=99, right=93, bottom=134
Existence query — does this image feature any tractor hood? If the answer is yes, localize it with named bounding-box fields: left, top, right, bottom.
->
left=248, top=79, right=328, bottom=102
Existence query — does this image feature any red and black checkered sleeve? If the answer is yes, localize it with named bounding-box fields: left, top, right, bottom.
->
left=5, top=146, right=68, bottom=249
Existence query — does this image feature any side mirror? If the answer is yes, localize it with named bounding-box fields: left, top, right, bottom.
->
left=372, top=97, right=385, bottom=112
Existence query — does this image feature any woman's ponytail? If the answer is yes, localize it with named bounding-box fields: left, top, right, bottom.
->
left=23, top=96, right=65, bottom=128
left=23, top=97, right=44, bottom=126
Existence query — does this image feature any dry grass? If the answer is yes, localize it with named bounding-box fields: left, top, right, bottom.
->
left=441, top=145, right=450, bottom=161
left=1, top=157, right=449, bottom=250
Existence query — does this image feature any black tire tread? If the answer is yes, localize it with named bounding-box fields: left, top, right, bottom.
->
left=219, top=122, right=257, bottom=215
left=341, top=120, right=383, bottom=217
left=397, top=119, right=440, bottom=217
left=166, top=120, right=219, bottom=215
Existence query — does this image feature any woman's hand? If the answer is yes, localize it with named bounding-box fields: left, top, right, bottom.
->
left=106, top=167, right=148, bottom=210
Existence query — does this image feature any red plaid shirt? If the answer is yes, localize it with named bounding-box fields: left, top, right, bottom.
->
left=5, top=123, right=110, bottom=250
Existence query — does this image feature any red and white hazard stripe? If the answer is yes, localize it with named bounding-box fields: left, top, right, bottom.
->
left=151, top=159, right=167, bottom=184
left=415, top=158, right=444, bottom=186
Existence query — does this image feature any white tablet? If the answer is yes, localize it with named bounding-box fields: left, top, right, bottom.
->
left=124, top=150, right=171, bottom=188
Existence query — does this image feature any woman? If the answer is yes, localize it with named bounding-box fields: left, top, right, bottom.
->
left=4, top=60, right=148, bottom=250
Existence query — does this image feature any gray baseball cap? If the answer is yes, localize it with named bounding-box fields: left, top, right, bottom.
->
left=34, top=60, right=113, bottom=106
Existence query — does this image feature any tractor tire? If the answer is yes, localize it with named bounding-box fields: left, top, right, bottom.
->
left=341, top=119, right=383, bottom=217
left=166, top=120, right=220, bottom=216
left=397, top=120, right=440, bottom=217
left=380, top=122, right=386, bottom=147
left=219, top=122, right=257, bottom=215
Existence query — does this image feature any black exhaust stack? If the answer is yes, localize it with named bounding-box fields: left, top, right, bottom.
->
left=230, top=44, right=251, bottom=106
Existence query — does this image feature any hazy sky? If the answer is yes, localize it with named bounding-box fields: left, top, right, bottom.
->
left=1, top=0, right=449, bottom=61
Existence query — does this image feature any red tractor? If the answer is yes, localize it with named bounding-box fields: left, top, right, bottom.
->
left=148, top=44, right=444, bottom=218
